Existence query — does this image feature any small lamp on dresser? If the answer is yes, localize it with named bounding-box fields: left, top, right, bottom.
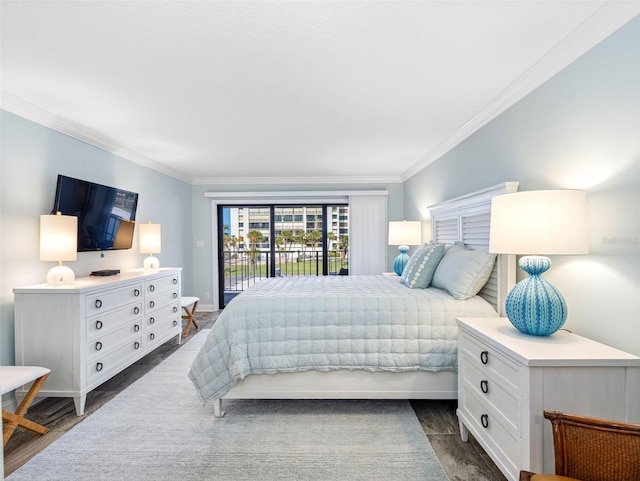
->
left=489, top=190, right=588, bottom=336
left=139, top=222, right=162, bottom=269
left=40, top=212, right=77, bottom=286
left=388, top=220, right=422, bottom=276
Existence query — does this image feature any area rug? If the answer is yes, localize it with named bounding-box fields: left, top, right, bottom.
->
left=7, top=331, right=449, bottom=481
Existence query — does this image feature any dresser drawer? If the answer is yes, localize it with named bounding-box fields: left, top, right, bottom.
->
left=87, top=321, right=143, bottom=360
left=145, top=288, right=180, bottom=313
left=462, top=384, right=520, bottom=475
left=462, top=356, right=521, bottom=434
left=86, top=283, right=144, bottom=316
left=145, top=302, right=179, bottom=328
left=461, top=332, right=520, bottom=391
left=144, top=274, right=180, bottom=296
left=86, top=302, right=143, bottom=340
left=86, top=335, right=144, bottom=385
left=145, top=316, right=180, bottom=348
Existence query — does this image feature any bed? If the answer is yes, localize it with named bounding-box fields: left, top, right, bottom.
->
left=189, top=182, right=518, bottom=417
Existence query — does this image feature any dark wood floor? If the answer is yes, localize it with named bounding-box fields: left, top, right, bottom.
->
left=3, top=312, right=506, bottom=481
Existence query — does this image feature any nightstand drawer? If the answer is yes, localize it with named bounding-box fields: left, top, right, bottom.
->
left=461, top=332, right=519, bottom=391
left=462, top=356, right=520, bottom=433
left=462, top=384, right=520, bottom=474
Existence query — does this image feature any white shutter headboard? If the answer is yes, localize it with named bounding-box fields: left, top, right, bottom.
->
left=428, top=182, right=519, bottom=315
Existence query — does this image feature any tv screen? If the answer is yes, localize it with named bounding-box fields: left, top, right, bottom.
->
left=53, top=175, right=139, bottom=252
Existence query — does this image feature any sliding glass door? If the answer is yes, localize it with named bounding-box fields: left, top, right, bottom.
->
left=218, top=204, right=349, bottom=307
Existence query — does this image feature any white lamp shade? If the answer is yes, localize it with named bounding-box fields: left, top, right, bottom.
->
left=40, top=214, right=77, bottom=262
left=388, top=221, right=422, bottom=246
left=489, top=190, right=588, bottom=255
left=139, top=223, right=162, bottom=254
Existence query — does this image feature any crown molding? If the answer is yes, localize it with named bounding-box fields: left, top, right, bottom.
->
left=402, top=2, right=640, bottom=181
left=192, top=175, right=402, bottom=186
left=0, top=92, right=192, bottom=184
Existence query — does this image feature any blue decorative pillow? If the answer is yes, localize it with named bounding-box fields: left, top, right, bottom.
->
left=431, top=242, right=496, bottom=300
left=399, top=243, right=445, bottom=289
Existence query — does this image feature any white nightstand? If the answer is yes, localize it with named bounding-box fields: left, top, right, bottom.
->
left=456, top=317, right=640, bottom=481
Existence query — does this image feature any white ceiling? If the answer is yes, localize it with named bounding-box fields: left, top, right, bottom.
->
left=1, top=1, right=639, bottom=184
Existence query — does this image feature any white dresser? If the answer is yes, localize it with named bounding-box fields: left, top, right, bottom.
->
left=13, top=268, right=182, bottom=416
left=457, top=317, right=640, bottom=481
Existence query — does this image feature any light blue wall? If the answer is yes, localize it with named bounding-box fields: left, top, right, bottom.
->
left=0, top=112, right=193, bottom=366
left=404, top=16, right=640, bottom=355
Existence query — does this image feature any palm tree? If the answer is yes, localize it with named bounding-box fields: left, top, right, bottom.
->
left=246, top=229, right=264, bottom=276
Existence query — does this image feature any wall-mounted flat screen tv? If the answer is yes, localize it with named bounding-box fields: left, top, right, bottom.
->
left=52, top=175, right=139, bottom=252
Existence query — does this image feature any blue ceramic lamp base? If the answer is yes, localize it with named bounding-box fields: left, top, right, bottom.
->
left=393, top=245, right=410, bottom=276
left=505, top=255, right=567, bottom=336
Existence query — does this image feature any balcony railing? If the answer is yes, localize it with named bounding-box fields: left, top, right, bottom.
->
left=223, top=250, right=348, bottom=296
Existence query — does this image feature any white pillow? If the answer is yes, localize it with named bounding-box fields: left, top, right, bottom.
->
left=431, top=242, right=496, bottom=299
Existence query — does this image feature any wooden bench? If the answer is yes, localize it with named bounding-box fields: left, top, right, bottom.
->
left=181, top=296, right=200, bottom=337
left=1, top=366, right=51, bottom=446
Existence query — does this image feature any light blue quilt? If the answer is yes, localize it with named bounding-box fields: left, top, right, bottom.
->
left=188, top=275, right=497, bottom=402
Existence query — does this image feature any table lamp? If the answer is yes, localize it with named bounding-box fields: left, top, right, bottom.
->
left=388, top=220, right=422, bottom=276
left=40, top=212, right=77, bottom=286
left=139, top=222, right=161, bottom=269
left=489, top=190, right=588, bottom=336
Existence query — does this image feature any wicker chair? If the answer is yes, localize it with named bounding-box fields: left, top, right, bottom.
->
left=519, top=410, right=640, bottom=481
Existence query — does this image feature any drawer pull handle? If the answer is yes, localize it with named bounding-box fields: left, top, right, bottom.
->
left=173, top=306, right=178, bottom=313
left=150, top=300, right=155, bottom=308
left=96, top=320, right=103, bottom=330
left=96, top=362, right=103, bottom=372
left=95, top=341, right=102, bottom=351
left=134, top=324, right=140, bottom=332
left=95, top=299, right=103, bottom=309
left=150, top=285, right=155, bottom=292
left=481, top=414, right=489, bottom=429
left=480, top=351, right=489, bottom=364
left=134, top=306, right=140, bottom=315
left=172, top=278, right=178, bottom=285
left=150, top=333, right=155, bottom=341
left=480, top=380, right=489, bottom=394
left=149, top=317, right=155, bottom=325
left=173, top=320, right=178, bottom=327
left=134, top=341, right=140, bottom=350
left=134, top=289, right=140, bottom=297
left=173, top=292, right=178, bottom=299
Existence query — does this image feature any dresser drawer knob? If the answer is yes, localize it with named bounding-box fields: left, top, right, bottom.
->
left=480, top=380, right=489, bottom=394
left=149, top=317, right=155, bottom=325
left=173, top=320, right=178, bottom=327
left=134, top=289, right=140, bottom=297
left=134, top=324, right=140, bottom=332
left=95, top=341, right=102, bottom=351
left=150, top=285, right=155, bottom=292
left=134, top=341, right=140, bottom=350
left=150, top=333, right=155, bottom=341
left=149, top=300, right=155, bottom=308
left=134, top=306, right=140, bottom=315
left=481, top=414, right=489, bottom=429
left=96, top=362, right=103, bottom=372
left=480, top=351, right=489, bottom=364
left=173, top=306, right=178, bottom=313
left=95, top=299, right=103, bottom=309
left=173, top=292, right=178, bottom=299
left=96, top=320, right=103, bottom=330
left=172, top=278, right=178, bottom=285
